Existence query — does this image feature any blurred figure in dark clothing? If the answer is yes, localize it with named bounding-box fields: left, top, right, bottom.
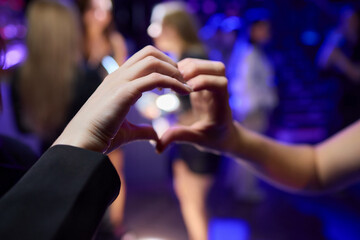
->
left=9, top=0, right=101, bottom=153
left=148, top=2, right=221, bottom=239
left=76, top=0, right=128, bottom=77
left=76, top=0, right=129, bottom=238
left=226, top=8, right=277, bottom=202
left=318, top=7, right=360, bottom=130
left=0, top=0, right=101, bottom=201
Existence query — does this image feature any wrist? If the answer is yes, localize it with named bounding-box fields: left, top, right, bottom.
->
left=220, top=120, right=244, bottom=158
left=52, top=123, right=109, bottom=154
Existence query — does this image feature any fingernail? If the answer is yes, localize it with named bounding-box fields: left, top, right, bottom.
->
left=183, top=83, right=193, bottom=92
left=155, top=146, right=162, bottom=154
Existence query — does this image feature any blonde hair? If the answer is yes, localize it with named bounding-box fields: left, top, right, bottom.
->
left=20, top=0, right=80, bottom=140
left=162, top=9, right=205, bottom=54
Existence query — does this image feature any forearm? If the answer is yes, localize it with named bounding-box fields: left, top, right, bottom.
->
left=224, top=121, right=322, bottom=192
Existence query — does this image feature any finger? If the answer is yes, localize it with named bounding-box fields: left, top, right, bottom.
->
left=128, top=55, right=184, bottom=83
left=156, top=126, right=202, bottom=153
left=107, top=121, right=159, bottom=153
left=132, top=73, right=193, bottom=96
left=125, top=122, right=159, bottom=142
left=122, top=45, right=177, bottom=69
left=186, top=74, right=228, bottom=92
left=178, top=58, right=226, bottom=80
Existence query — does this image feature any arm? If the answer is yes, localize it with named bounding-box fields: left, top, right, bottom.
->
left=0, top=46, right=191, bottom=239
left=158, top=58, right=360, bottom=193
left=227, top=119, right=360, bottom=193
left=0, top=145, right=120, bottom=240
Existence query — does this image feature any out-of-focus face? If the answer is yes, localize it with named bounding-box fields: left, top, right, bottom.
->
left=84, top=0, right=112, bottom=30
left=250, top=21, right=271, bottom=45
left=152, top=24, right=180, bottom=54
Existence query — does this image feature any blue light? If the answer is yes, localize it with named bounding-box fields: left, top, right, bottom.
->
left=101, top=55, right=119, bottom=74
left=220, top=16, right=242, bottom=33
left=209, top=218, right=249, bottom=240
left=301, top=30, right=320, bottom=46
left=199, top=13, right=226, bottom=40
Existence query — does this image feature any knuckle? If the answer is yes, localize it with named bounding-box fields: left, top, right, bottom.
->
left=197, top=75, right=207, bottom=84
left=143, top=45, right=157, bottom=55
left=144, top=56, right=160, bottom=70
left=181, top=58, right=192, bottom=64
left=149, top=72, right=163, bottom=81
left=145, top=55, right=156, bottom=63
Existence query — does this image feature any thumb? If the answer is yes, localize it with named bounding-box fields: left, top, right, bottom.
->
left=125, top=121, right=159, bottom=142
left=107, top=121, right=159, bottom=153
left=156, top=125, right=202, bottom=153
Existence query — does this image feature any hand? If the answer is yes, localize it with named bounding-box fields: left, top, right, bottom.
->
left=156, top=58, right=238, bottom=155
left=53, top=46, right=192, bottom=153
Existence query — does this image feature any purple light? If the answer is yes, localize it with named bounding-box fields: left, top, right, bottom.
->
left=187, top=0, right=200, bottom=13
left=202, top=0, right=217, bottom=15
left=3, top=43, right=26, bottom=69
left=17, top=24, right=27, bottom=38
left=3, top=24, right=17, bottom=39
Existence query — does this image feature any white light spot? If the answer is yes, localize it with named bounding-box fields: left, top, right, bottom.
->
left=147, top=23, right=162, bottom=38
left=156, top=93, right=180, bottom=112
left=101, top=55, right=119, bottom=74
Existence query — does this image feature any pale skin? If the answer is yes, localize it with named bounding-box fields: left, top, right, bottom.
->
left=53, top=45, right=191, bottom=155
left=157, top=58, right=360, bottom=194
left=53, top=51, right=360, bottom=201
left=152, top=19, right=213, bottom=240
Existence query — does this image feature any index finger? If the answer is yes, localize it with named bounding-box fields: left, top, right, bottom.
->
left=122, top=45, right=178, bottom=69
left=178, top=58, right=226, bottom=80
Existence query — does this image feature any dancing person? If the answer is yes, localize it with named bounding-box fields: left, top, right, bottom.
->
left=227, top=8, right=277, bottom=201
left=318, top=7, right=360, bottom=131
left=149, top=2, right=221, bottom=239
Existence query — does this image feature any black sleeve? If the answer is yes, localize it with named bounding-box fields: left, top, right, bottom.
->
left=0, top=145, right=120, bottom=240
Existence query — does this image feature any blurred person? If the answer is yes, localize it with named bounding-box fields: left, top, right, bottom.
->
left=148, top=2, right=221, bottom=239
left=77, top=0, right=127, bottom=76
left=3, top=0, right=116, bottom=233
left=157, top=57, right=360, bottom=195
left=76, top=0, right=129, bottom=238
left=226, top=8, right=277, bottom=201
left=0, top=45, right=192, bottom=239
left=9, top=0, right=102, bottom=151
left=317, top=7, right=360, bottom=131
